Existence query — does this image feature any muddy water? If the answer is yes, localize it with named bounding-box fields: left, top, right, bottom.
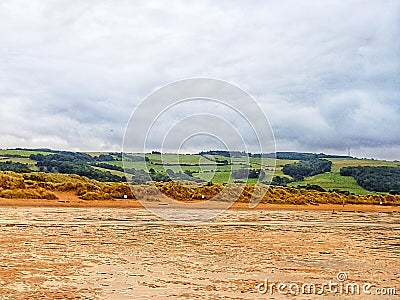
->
left=0, top=208, right=399, bottom=299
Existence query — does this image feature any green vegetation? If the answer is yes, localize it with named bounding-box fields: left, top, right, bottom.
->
left=0, top=161, right=31, bottom=173
left=30, top=152, right=125, bottom=182
left=328, top=158, right=398, bottom=172
left=0, top=148, right=56, bottom=157
left=340, top=166, right=400, bottom=193
left=232, top=168, right=265, bottom=180
left=284, top=158, right=399, bottom=195
left=282, top=159, right=332, bottom=181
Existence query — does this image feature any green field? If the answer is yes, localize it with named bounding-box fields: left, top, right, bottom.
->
left=0, top=149, right=55, bottom=157
left=328, top=158, right=398, bottom=172
left=99, top=153, right=278, bottom=184
left=288, top=172, right=374, bottom=195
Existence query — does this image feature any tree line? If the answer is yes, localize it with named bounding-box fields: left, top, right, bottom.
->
left=340, top=166, right=400, bottom=193
left=0, top=161, right=31, bottom=173
left=30, top=152, right=125, bottom=182
left=231, top=168, right=265, bottom=180
left=282, top=159, right=332, bottom=181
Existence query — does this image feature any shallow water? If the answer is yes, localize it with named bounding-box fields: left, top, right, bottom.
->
left=0, top=208, right=399, bottom=299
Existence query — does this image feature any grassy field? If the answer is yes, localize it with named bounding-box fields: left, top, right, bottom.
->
left=0, top=149, right=55, bottom=157
left=99, top=154, right=279, bottom=184
left=328, top=158, right=399, bottom=172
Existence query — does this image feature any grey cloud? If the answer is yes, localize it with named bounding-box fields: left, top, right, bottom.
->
left=0, top=0, right=399, bottom=159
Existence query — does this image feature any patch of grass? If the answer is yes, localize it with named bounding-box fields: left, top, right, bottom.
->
left=195, top=171, right=232, bottom=184
left=328, top=158, right=399, bottom=172
left=0, top=149, right=55, bottom=157
left=0, top=188, right=58, bottom=200
left=92, top=166, right=127, bottom=177
left=288, top=172, right=374, bottom=195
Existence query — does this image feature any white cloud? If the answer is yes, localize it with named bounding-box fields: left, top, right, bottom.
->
left=0, top=0, right=398, bottom=159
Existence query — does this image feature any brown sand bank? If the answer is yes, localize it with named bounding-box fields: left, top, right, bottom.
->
left=0, top=191, right=399, bottom=212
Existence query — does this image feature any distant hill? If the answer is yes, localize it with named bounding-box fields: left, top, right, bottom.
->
left=199, top=150, right=351, bottom=160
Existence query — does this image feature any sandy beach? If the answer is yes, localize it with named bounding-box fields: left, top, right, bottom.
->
left=0, top=197, right=399, bottom=299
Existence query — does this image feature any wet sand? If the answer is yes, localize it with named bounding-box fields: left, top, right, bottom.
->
left=0, top=205, right=399, bottom=299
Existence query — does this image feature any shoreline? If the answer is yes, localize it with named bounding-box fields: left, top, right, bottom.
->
left=0, top=197, right=399, bottom=212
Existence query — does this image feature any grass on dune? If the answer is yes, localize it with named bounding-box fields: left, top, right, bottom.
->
left=0, top=171, right=135, bottom=200
left=1, top=171, right=399, bottom=206
left=155, top=181, right=400, bottom=206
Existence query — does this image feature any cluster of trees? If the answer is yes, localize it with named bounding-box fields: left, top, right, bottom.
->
left=252, top=152, right=350, bottom=160
left=15, top=148, right=54, bottom=152
left=95, top=163, right=124, bottom=172
left=30, top=152, right=125, bottom=182
left=199, top=150, right=246, bottom=157
left=0, top=153, right=26, bottom=158
left=0, top=161, right=31, bottom=173
left=95, top=161, right=204, bottom=184
left=31, top=152, right=94, bottom=164
left=163, top=169, right=204, bottom=183
left=282, top=159, right=332, bottom=181
left=128, top=169, right=151, bottom=184
left=340, top=166, right=400, bottom=192
left=271, top=176, right=292, bottom=186
left=231, top=168, right=265, bottom=180
left=198, top=151, right=349, bottom=160
left=96, top=154, right=115, bottom=161
left=123, top=154, right=149, bottom=162
left=129, top=168, right=204, bottom=184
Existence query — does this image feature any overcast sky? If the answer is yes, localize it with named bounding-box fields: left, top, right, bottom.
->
left=0, top=0, right=399, bottom=159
